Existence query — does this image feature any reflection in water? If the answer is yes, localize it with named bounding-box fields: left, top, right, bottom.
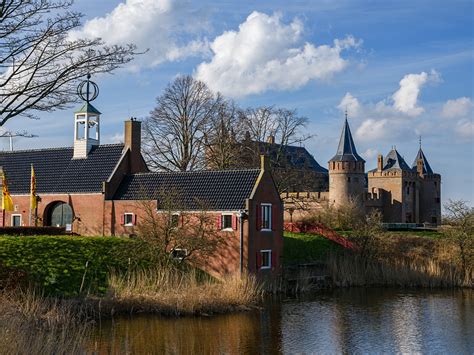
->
left=88, top=289, right=473, bottom=354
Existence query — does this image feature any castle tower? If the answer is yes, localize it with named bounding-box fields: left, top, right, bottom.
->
left=73, top=75, right=101, bottom=159
left=411, top=145, right=441, bottom=224
left=328, top=116, right=365, bottom=206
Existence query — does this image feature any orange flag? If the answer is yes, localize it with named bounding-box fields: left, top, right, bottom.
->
left=2, top=174, right=14, bottom=211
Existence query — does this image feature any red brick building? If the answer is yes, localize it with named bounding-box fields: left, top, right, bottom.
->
left=0, top=104, right=283, bottom=278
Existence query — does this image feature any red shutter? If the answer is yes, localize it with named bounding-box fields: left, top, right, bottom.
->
left=217, top=215, right=222, bottom=230
left=120, top=214, right=125, bottom=225
left=133, top=214, right=137, bottom=226
left=271, top=251, right=276, bottom=269
left=232, top=214, right=238, bottom=230
left=272, top=204, right=278, bottom=231
left=256, top=204, right=261, bottom=231
left=256, top=251, right=262, bottom=270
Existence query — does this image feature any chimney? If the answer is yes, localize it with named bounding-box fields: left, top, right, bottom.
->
left=266, top=135, right=275, bottom=144
left=377, top=154, right=383, bottom=172
left=124, top=118, right=143, bottom=174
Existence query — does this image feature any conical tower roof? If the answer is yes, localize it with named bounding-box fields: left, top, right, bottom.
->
left=412, top=148, right=433, bottom=174
left=329, top=118, right=365, bottom=162
left=383, top=148, right=412, bottom=171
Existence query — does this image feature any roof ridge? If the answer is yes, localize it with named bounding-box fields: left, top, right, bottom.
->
left=130, top=168, right=262, bottom=177
left=0, top=143, right=124, bottom=154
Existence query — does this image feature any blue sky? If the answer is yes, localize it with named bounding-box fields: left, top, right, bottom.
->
left=3, top=0, right=473, bottom=205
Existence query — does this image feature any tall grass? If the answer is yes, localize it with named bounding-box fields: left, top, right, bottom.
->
left=104, top=268, right=263, bottom=316
left=0, top=288, right=91, bottom=355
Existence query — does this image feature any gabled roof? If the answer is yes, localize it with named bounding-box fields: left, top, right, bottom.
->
left=412, top=148, right=434, bottom=174
left=257, top=142, right=328, bottom=173
left=329, top=119, right=365, bottom=162
left=114, top=169, right=261, bottom=210
left=0, top=144, right=124, bottom=194
left=382, top=149, right=412, bottom=171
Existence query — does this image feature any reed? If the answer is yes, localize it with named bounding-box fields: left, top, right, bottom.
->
left=326, top=251, right=472, bottom=288
left=101, top=268, right=263, bottom=316
left=0, top=288, right=91, bottom=355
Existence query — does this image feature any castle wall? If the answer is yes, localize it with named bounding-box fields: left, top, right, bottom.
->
left=418, top=174, right=441, bottom=224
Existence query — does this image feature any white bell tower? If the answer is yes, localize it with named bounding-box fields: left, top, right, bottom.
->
left=73, top=75, right=101, bottom=159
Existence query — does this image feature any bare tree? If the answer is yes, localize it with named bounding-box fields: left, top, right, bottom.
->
left=0, top=0, right=138, bottom=126
left=143, top=75, right=222, bottom=171
left=136, top=188, right=222, bottom=267
left=442, top=199, right=473, bottom=281
left=204, top=99, right=244, bottom=170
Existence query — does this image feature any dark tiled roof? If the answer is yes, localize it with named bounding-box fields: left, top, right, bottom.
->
left=114, top=169, right=261, bottom=210
left=0, top=144, right=124, bottom=194
left=257, top=142, right=328, bottom=173
left=382, top=149, right=412, bottom=171
left=329, top=119, right=365, bottom=162
left=412, top=148, right=434, bottom=174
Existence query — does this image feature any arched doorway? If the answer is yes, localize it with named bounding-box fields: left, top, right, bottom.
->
left=46, top=202, right=73, bottom=227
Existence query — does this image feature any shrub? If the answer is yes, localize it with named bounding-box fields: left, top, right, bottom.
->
left=0, top=236, right=153, bottom=296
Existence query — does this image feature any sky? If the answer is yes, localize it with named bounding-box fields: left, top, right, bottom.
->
left=2, top=0, right=473, bottom=205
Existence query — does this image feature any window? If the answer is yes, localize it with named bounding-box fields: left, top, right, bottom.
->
left=261, top=204, right=272, bottom=231
left=171, top=248, right=187, bottom=261
left=259, top=250, right=272, bottom=269
left=88, top=118, right=98, bottom=140
left=435, top=197, right=440, bottom=204
left=12, top=214, right=21, bottom=227
left=171, top=213, right=180, bottom=228
left=347, top=176, right=351, bottom=182
left=123, top=213, right=135, bottom=226
left=221, top=214, right=233, bottom=230
left=406, top=186, right=410, bottom=195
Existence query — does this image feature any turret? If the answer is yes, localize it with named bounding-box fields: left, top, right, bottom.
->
left=73, top=75, right=101, bottom=159
left=328, top=116, right=365, bottom=206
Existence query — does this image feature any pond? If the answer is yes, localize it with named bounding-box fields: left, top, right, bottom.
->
left=88, top=288, right=473, bottom=354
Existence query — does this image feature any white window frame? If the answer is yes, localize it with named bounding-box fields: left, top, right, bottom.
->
left=221, top=213, right=234, bottom=231
left=124, top=213, right=134, bottom=226
left=11, top=214, right=22, bottom=227
left=261, top=203, right=272, bottom=231
left=170, top=248, right=188, bottom=261
left=260, top=249, right=272, bottom=270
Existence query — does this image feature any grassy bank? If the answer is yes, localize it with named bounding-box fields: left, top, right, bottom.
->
left=284, top=230, right=472, bottom=289
left=0, top=235, right=152, bottom=295
left=283, top=232, right=342, bottom=265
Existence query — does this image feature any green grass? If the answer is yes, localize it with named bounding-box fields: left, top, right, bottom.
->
left=283, top=232, right=342, bottom=266
left=0, top=235, right=153, bottom=296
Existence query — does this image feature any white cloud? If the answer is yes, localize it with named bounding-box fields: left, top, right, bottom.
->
left=441, top=97, right=472, bottom=118
left=68, top=0, right=209, bottom=68
left=338, top=92, right=361, bottom=117
left=391, top=70, right=440, bottom=116
left=454, top=119, right=474, bottom=139
left=361, top=147, right=378, bottom=160
left=195, top=11, right=360, bottom=97
left=355, top=118, right=389, bottom=141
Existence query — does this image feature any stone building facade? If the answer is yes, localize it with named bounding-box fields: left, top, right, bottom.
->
left=282, top=118, right=442, bottom=225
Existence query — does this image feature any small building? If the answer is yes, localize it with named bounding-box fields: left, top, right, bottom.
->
left=0, top=81, right=283, bottom=279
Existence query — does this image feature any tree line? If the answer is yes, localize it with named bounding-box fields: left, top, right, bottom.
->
left=142, top=75, right=312, bottom=178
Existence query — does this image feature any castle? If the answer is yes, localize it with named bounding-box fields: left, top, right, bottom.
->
left=283, top=117, right=442, bottom=225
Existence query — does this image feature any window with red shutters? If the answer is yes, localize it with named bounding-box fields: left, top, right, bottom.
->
left=216, top=214, right=222, bottom=230
left=120, top=214, right=125, bottom=225
left=256, top=204, right=261, bottom=230
left=232, top=214, right=238, bottom=230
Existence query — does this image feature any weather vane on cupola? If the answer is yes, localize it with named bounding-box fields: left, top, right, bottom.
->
left=77, top=73, right=99, bottom=103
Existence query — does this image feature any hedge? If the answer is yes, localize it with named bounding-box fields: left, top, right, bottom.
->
left=0, top=236, right=152, bottom=296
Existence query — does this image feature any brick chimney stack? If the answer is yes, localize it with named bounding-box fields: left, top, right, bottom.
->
left=377, top=154, right=383, bottom=172
left=124, top=118, right=144, bottom=174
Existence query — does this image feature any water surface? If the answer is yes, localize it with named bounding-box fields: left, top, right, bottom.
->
left=89, top=288, right=473, bottom=354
